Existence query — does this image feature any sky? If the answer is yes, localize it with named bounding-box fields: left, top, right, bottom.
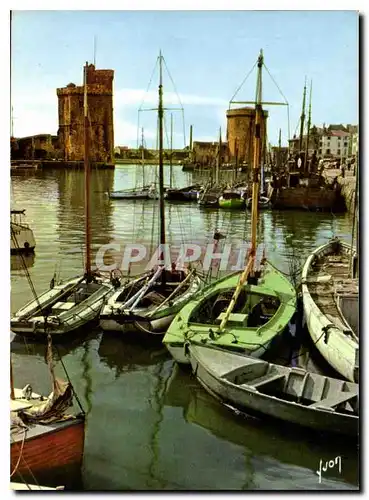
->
left=10, top=10, right=359, bottom=149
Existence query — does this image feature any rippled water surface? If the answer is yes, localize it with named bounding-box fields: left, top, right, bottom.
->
left=10, top=165, right=359, bottom=490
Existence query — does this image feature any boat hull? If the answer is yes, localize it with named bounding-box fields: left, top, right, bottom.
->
left=163, top=264, right=297, bottom=364
left=189, top=346, right=358, bottom=436
left=11, top=416, right=85, bottom=483
left=11, top=224, right=36, bottom=253
left=218, top=198, right=245, bottom=209
left=166, top=190, right=198, bottom=201
left=100, top=272, right=203, bottom=335
left=11, top=276, right=113, bottom=337
left=301, top=239, right=359, bottom=382
left=270, top=186, right=342, bottom=211
left=100, top=312, right=175, bottom=335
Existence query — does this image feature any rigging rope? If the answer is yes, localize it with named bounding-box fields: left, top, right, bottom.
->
left=10, top=429, right=27, bottom=477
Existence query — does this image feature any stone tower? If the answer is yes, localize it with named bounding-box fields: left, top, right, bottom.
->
left=57, top=64, right=114, bottom=164
left=226, top=107, right=268, bottom=166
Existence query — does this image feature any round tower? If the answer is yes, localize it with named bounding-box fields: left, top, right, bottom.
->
left=226, top=107, right=268, bottom=165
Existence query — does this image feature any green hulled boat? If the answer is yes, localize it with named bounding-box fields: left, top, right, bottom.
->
left=218, top=191, right=245, bottom=209
left=163, top=49, right=297, bottom=363
left=163, top=263, right=296, bottom=363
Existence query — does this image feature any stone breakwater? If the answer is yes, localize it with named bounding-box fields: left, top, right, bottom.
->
left=324, top=169, right=358, bottom=214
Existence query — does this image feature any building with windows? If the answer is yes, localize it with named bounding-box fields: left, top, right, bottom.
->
left=318, top=129, right=351, bottom=159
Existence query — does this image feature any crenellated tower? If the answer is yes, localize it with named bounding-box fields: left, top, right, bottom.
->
left=57, top=63, right=114, bottom=164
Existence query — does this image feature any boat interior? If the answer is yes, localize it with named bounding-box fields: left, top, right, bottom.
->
left=308, top=241, right=358, bottom=336
left=222, top=191, right=242, bottom=200
left=222, top=360, right=358, bottom=414
left=25, top=281, right=106, bottom=319
left=190, top=288, right=280, bottom=329
left=115, top=269, right=190, bottom=309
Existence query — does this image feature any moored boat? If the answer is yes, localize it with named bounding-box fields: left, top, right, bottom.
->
left=301, top=238, right=359, bottom=382
left=100, top=266, right=202, bottom=334
left=109, top=186, right=156, bottom=200
left=218, top=190, right=245, bottom=209
left=246, top=195, right=270, bottom=209
left=11, top=273, right=113, bottom=336
left=165, top=184, right=201, bottom=201
left=197, top=187, right=221, bottom=207
left=10, top=333, right=85, bottom=485
left=11, top=210, right=36, bottom=254
left=188, top=344, right=359, bottom=436
left=163, top=262, right=296, bottom=364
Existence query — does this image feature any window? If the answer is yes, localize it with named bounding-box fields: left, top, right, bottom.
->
left=319, top=149, right=322, bottom=155
left=326, top=149, right=331, bottom=154
left=337, top=149, right=341, bottom=155
left=344, top=142, right=348, bottom=147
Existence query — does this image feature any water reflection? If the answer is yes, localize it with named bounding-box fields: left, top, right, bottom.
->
left=98, top=334, right=170, bottom=378
left=11, top=253, right=35, bottom=271
left=56, top=168, right=115, bottom=256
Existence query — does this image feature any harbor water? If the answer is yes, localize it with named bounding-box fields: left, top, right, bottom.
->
left=10, top=164, right=359, bottom=491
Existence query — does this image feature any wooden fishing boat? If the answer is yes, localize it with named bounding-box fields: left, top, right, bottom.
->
left=100, top=52, right=202, bottom=335
left=218, top=190, right=245, bottom=209
left=10, top=334, right=85, bottom=485
left=10, top=62, right=114, bottom=338
left=11, top=273, right=113, bottom=336
left=197, top=187, right=221, bottom=207
left=165, top=184, right=201, bottom=201
left=301, top=238, right=359, bottom=382
left=164, top=50, right=296, bottom=363
left=109, top=186, right=154, bottom=200
left=11, top=210, right=36, bottom=254
left=100, top=266, right=202, bottom=334
left=268, top=81, right=344, bottom=212
left=188, top=344, right=359, bottom=436
left=268, top=178, right=342, bottom=211
left=246, top=195, right=270, bottom=209
left=163, top=263, right=296, bottom=364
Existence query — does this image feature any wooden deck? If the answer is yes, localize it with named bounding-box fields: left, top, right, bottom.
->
left=309, top=251, right=352, bottom=328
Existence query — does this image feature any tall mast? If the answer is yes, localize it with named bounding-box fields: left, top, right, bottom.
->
left=10, top=355, right=15, bottom=400
left=170, top=113, right=173, bottom=189
left=298, top=78, right=307, bottom=162
left=11, top=105, right=14, bottom=138
left=234, top=138, right=238, bottom=184
left=189, top=124, right=193, bottom=151
left=141, top=127, right=145, bottom=186
left=219, top=49, right=264, bottom=331
left=277, top=128, right=281, bottom=171
left=305, top=80, right=312, bottom=173
left=216, top=127, right=222, bottom=185
left=158, top=51, right=165, bottom=248
left=250, top=50, right=263, bottom=263
left=84, top=61, right=91, bottom=279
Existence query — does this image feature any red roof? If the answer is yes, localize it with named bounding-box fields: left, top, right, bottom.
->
left=329, top=130, right=350, bottom=137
